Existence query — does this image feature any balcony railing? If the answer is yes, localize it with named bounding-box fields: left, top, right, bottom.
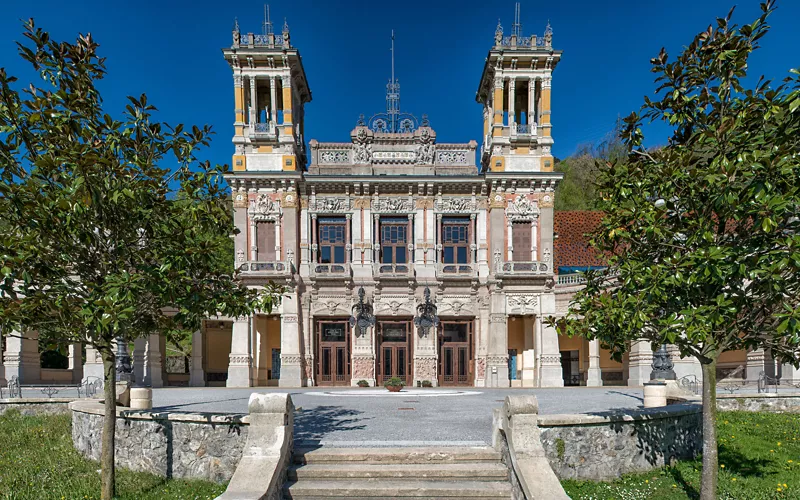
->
left=374, top=263, right=413, bottom=278
left=556, top=273, right=588, bottom=286
left=239, top=261, right=293, bottom=276
left=250, top=122, right=277, bottom=138
left=511, top=122, right=537, bottom=137
left=497, top=261, right=550, bottom=276
left=312, top=263, right=351, bottom=278
left=437, top=262, right=476, bottom=278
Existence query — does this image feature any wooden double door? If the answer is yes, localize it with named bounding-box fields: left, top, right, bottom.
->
left=316, top=320, right=350, bottom=386
left=439, top=321, right=474, bottom=386
left=376, top=321, right=412, bottom=386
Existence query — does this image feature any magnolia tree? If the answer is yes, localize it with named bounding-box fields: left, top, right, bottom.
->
left=558, top=3, right=800, bottom=499
left=0, top=22, right=281, bottom=499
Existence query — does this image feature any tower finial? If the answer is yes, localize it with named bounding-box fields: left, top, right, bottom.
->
left=495, top=19, right=503, bottom=45
left=386, top=30, right=400, bottom=133
left=233, top=17, right=239, bottom=32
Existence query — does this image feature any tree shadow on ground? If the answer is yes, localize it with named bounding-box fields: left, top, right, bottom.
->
left=666, top=466, right=700, bottom=499
left=293, top=405, right=368, bottom=446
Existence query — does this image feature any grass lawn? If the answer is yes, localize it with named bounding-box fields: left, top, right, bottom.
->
left=0, top=410, right=227, bottom=500
left=562, top=411, right=800, bottom=500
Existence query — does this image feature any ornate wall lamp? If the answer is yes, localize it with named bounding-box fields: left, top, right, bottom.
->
left=349, top=287, right=375, bottom=337
left=414, top=287, right=439, bottom=337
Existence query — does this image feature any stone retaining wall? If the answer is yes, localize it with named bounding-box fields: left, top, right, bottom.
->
left=69, top=400, right=249, bottom=483
left=716, top=393, right=800, bottom=413
left=538, top=403, right=702, bottom=481
left=0, top=398, right=73, bottom=416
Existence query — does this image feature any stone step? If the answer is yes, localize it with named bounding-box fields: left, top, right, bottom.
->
left=293, top=447, right=502, bottom=465
left=283, top=479, right=512, bottom=499
left=288, top=462, right=509, bottom=481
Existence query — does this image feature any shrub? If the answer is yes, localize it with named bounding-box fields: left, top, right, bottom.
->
left=421, top=380, right=433, bottom=387
left=383, top=377, right=404, bottom=388
left=356, top=380, right=369, bottom=387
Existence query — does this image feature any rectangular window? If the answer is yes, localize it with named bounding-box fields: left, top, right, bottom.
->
left=380, top=217, right=408, bottom=265
left=318, top=217, right=346, bottom=264
left=512, top=222, right=532, bottom=261
left=442, top=217, right=470, bottom=264
left=256, top=221, right=276, bottom=261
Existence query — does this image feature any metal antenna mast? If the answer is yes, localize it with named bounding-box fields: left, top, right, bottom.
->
left=386, top=30, right=400, bottom=133
left=263, top=4, right=273, bottom=35
left=512, top=2, right=522, bottom=37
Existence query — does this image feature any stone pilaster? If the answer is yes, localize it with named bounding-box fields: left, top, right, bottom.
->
left=537, top=295, right=563, bottom=387
left=585, top=339, right=603, bottom=387
left=227, top=318, right=253, bottom=387
left=746, top=348, right=766, bottom=383
left=3, top=330, right=40, bottom=384
left=627, top=341, right=653, bottom=387
left=780, top=362, right=800, bottom=384
left=351, top=321, right=376, bottom=387
left=279, top=308, right=303, bottom=388
left=145, top=334, right=164, bottom=388
left=486, top=291, right=509, bottom=388
left=189, top=329, right=205, bottom=387
left=83, top=346, right=104, bottom=381
left=668, top=344, right=701, bottom=381
left=0, top=335, right=4, bottom=380
left=69, top=343, right=83, bottom=384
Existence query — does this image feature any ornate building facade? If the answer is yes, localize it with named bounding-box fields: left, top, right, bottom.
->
left=213, top=15, right=566, bottom=388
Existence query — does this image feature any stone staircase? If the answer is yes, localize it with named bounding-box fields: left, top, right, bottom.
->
left=284, top=446, right=512, bottom=499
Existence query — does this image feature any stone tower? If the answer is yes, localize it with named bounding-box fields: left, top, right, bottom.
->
left=476, top=17, right=562, bottom=173
left=222, top=15, right=312, bottom=173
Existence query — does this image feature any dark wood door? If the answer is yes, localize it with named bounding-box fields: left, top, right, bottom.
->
left=438, top=321, right=473, bottom=386
left=377, top=321, right=412, bottom=385
left=316, top=321, right=350, bottom=386
left=512, top=222, right=532, bottom=261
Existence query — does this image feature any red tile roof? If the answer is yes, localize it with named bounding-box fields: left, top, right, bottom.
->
left=554, top=211, right=606, bottom=271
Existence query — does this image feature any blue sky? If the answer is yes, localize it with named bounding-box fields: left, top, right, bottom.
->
left=1, top=0, right=798, bottom=166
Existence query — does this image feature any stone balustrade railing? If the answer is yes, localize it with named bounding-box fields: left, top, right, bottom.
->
left=556, top=273, right=587, bottom=286
left=498, top=261, right=550, bottom=276
left=239, top=261, right=293, bottom=276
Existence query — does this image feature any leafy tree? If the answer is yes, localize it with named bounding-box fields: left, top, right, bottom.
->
left=557, top=3, right=800, bottom=499
left=0, top=22, right=280, bottom=499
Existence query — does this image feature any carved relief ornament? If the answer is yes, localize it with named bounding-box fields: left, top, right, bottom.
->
left=506, top=295, right=539, bottom=315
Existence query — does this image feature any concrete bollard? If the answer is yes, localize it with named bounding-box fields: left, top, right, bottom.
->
left=129, top=387, right=153, bottom=410
left=643, top=381, right=668, bottom=408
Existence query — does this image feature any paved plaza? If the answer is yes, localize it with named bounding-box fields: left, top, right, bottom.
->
left=148, top=387, right=648, bottom=446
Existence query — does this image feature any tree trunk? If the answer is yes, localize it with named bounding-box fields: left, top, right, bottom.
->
left=100, top=346, right=117, bottom=500
left=700, top=357, right=718, bottom=500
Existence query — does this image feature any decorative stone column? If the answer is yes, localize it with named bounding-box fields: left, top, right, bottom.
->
left=781, top=362, right=800, bottom=385
left=746, top=348, right=766, bottom=383
left=537, top=297, right=564, bottom=387
left=69, top=343, right=83, bottom=384
left=189, top=329, right=205, bottom=387
left=585, top=339, right=603, bottom=387
left=249, top=76, right=258, bottom=125
left=145, top=334, right=164, bottom=388
left=269, top=76, right=278, bottom=124
left=508, top=78, right=516, bottom=126
left=626, top=341, right=653, bottom=387
left=132, top=337, right=147, bottom=385
left=527, top=77, right=535, bottom=124
left=521, top=316, right=535, bottom=388
left=227, top=318, right=253, bottom=388
left=3, top=330, right=40, bottom=384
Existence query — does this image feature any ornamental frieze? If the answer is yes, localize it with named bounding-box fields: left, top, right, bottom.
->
left=311, top=197, right=351, bottom=213
left=489, top=193, right=507, bottom=209
left=372, top=197, right=413, bottom=213
left=435, top=197, right=476, bottom=213
left=506, top=294, right=539, bottom=315
left=506, top=195, right=539, bottom=220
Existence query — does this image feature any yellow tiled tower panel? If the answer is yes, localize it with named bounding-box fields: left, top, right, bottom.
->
left=540, top=85, right=553, bottom=172
left=233, top=83, right=246, bottom=171
left=492, top=85, right=504, bottom=135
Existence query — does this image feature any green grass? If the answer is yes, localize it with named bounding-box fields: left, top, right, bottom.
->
left=0, top=410, right=227, bottom=500
left=562, top=411, right=800, bottom=500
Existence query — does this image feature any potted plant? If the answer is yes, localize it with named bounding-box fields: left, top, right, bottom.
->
left=356, top=379, right=369, bottom=388
left=384, top=377, right=404, bottom=392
